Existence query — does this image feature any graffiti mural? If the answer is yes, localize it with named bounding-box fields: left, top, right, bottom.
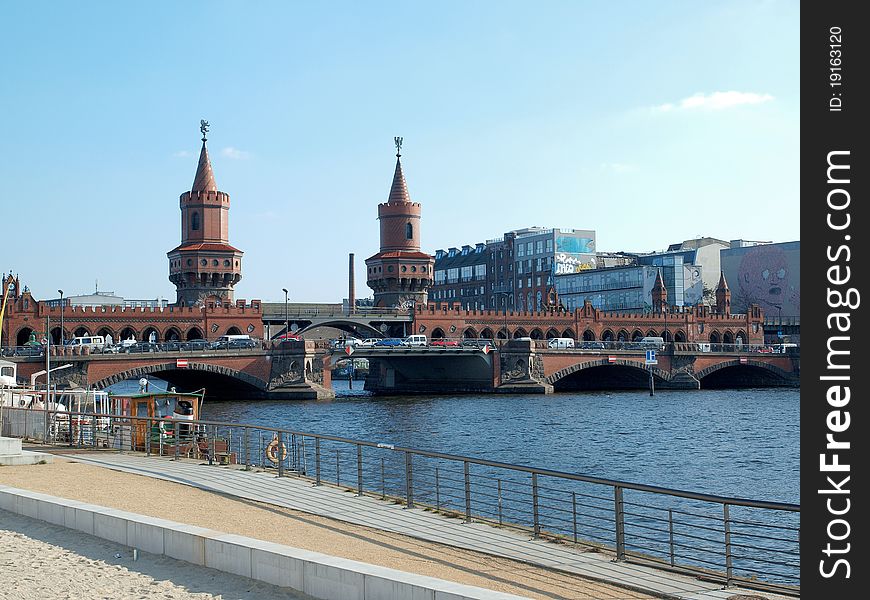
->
left=720, top=241, right=800, bottom=317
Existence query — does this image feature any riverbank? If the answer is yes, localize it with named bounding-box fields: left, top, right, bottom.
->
left=0, top=459, right=653, bottom=600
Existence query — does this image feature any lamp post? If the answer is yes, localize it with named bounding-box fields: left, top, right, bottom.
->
left=282, top=288, right=289, bottom=340
left=495, top=290, right=511, bottom=345
left=58, top=290, right=64, bottom=348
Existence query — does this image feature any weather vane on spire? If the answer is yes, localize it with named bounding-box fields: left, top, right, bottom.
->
left=394, top=136, right=403, bottom=157
left=200, top=119, right=210, bottom=142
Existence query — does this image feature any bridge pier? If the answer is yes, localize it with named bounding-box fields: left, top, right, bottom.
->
left=496, top=339, right=553, bottom=394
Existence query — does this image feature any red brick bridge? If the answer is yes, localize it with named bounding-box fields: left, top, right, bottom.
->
left=7, top=340, right=797, bottom=398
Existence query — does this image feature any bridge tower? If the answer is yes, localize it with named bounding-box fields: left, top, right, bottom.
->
left=651, top=269, right=667, bottom=312
left=365, top=139, right=434, bottom=308
left=167, top=121, right=244, bottom=306
left=715, top=270, right=731, bottom=315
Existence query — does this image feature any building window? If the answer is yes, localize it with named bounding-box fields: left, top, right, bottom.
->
left=536, top=241, right=543, bottom=254
left=191, top=212, right=200, bottom=231
left=518, top=279, right=523, bottom=289
left=406, top=223, right=413, bottom=239
left=517, top=244, right=525, bottom=257
left=546, top=239, right=553, bottom=253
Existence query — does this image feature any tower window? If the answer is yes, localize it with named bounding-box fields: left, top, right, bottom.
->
left=406, top=222, right=413, bottom=240
left=191, top=212, right=200, bottom=231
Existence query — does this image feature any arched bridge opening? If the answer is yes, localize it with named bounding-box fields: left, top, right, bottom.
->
left=94, top=363, right=269, bottom=400
left=547, top=360, right=669, bottom=392
left=295, top=320, right=385, bottom=339
left=697, top=361, right=795, bottom=389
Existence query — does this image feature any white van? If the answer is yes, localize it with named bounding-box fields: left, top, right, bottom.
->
left=639, top=337, right=665, bottom=350
left=547, top=337, right=575, bottom=349
left=403, top=334, right=428, bottom=347
left=215, top=334, right=253, bottom=343
left=65, top=335, right=105, bottom=351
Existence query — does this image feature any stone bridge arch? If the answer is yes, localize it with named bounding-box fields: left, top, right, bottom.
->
left=92, top=361, right=269, bottom=392
left=545, top=358, right=671, bottom=385
left=695, top=359, right=795, bottom=386
left=295, top=319, right=383, bottom=338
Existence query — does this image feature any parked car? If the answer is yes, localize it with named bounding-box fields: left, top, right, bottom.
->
left=374, top=338, right=404, bottom=347
left=182, top=339, right=211, bottom=351
left=580, top=341, right=606, bottom=350
left=101, top=344, right=122, bottom=354
left=402, top=335, right=428, bottom=347
left=547, top=337, right=575, bottom=349
left=227, top=338, right=258, bottom=349
left=430, top=339, right=460, bottom=347
left=124, top=341, right=160, bottom=353
left=331, top=337, right=362, bottom=349
left=357, top=338, right=380, bottom=347
left=160, top=341, right=184, bottom=352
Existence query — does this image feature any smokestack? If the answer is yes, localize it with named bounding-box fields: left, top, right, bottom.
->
left=348, top=253, right=355, bottom=314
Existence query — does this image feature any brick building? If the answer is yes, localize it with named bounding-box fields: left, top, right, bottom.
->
left=365, top=139, right=434, bottom=308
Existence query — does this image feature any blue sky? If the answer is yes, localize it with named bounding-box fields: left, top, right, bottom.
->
left=0, top=1, right=799, bottom=303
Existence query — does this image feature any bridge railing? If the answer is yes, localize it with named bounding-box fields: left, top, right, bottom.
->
left=263, top=307, right=412, bottom=319
left=2, top=406, right=799, bottom=596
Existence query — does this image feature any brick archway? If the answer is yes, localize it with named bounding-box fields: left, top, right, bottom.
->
left=91, top=361, right=268, bottom=391
left=545, top=358, right=671, bottom=385
left=695, top=359, right=793, bottom=382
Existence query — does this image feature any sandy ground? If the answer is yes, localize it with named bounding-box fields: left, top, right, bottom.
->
left=0, top=511, right=307, bottom=600
left=0, top=459, right=654, bottom=600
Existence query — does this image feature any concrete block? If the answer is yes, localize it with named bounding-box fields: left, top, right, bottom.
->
left=94, top=511, right=128, bottom=545
left=303, top=558, right=365, bottom=600
left=205, top=534, right=253, bottom=579
left=0, top=491, right=15, bottom=512
left=164, top=525, right=211, bottom=565
left=127, top=518, right=166, bottom=555
left=0, top=436, right=22, bottom=455
left=364, top=573, right=435, bottom=600
left=36, top=500, right=67, bottom=526
left=16, top=495, right=39, bottom=519
left=247, top=540, right=315, bottom=590
left=72, top=507, right=95, bottom=535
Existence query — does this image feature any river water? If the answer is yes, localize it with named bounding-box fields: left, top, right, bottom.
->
left=107, top=378, right=799, bottom=505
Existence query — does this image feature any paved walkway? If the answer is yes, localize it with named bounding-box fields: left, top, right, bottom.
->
left=61, top=451, right=793, bottom=600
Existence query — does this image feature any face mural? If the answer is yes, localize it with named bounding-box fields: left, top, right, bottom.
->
left=736, top=245, right=800, bottom=315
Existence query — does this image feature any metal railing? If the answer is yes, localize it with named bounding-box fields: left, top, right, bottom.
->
left=0, top=405, right=799, bottom=595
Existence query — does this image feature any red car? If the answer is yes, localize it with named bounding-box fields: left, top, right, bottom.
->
left=430, top=339, right=460, bottom=347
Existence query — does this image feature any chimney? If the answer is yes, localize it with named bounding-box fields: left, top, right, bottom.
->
left=348, top=253, right=355, bottom=314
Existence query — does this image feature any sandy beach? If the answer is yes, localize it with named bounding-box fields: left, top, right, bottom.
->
left=0, top=511, right=307, bottom=600
left=0, top=458, right=654, bottom=599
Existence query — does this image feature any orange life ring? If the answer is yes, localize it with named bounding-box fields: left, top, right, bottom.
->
left=266, top=436, right=288, bottom=464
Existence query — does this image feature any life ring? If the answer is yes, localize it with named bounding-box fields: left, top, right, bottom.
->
left=265, top=436, right=288, bottom=464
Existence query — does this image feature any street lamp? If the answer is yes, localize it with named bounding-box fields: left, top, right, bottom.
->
left=495, top=290, right=511, bottom=344
left=58, top=289, right=64, bottom=347
left=282, top=288, right=289, bottom=340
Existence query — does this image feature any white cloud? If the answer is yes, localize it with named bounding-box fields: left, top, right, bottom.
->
left=221, top=146, right=250, bottom=160
left=652, top=91, right=774, bottom=112
left=172, top=150, right=192, bottom=158
left=599, top=162, right=636, bottom=173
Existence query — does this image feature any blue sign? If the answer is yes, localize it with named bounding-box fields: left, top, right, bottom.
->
left=645, top=350, right=657, bottom=365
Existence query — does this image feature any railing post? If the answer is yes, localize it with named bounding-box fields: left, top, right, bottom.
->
left=464, top=461, right=471, bottom=523
left=532, top=472, right=540, bottom=538
left=572, top=491, right=578, bottom=544
left=381, top=457, right=386, bottom=499
left=405, top=452, right=414, bottom=509
left=91, top=416, right=97, bottom=449
left=173, top=425, right=179, bottom=460
left=277, top=432, right=285, bottom=477
left=243, top=427, right=250, bottom=471
left=498, top=479, right=503, bottom=526
left=435, top=467, right=441, bottom=511
left=356, top=444, right=363, bottom=496
left=145, top=417, right=152, bottom=456
left=208, top=426, right=215, bottom=465
left=315, top=437, right=321, bottom=485
left=668, top=509, right=675, bottom=566
left=724, top=503, right=733, bottom=586
left=614, top=486, right=626, bottom=561
left=335, top=449, right=340, bottom=486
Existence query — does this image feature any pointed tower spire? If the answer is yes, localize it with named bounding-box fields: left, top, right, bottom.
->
left=716, top=270, right=731, bottom=315
left=192, top=120, right=217, bottom=192
left=387, top=136, right=411, bottom=203
left=651, top=268, right=667, bottom=313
